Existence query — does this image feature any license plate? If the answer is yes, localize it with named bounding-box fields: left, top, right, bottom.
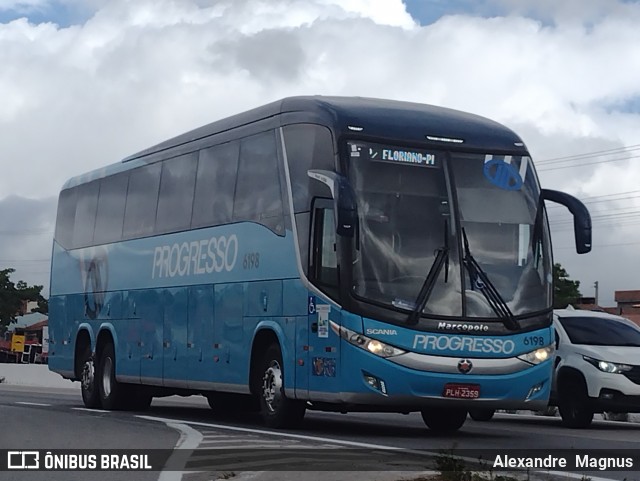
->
left=443, top=383, right=480, bottom=399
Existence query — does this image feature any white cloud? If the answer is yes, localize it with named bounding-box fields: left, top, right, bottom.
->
left=1, top=0, right=640, bottom=301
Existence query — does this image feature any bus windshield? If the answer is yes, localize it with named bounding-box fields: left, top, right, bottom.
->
left=348, top=141, right=552, bottom=322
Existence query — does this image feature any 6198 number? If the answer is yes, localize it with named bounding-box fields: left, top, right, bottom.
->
left=523, top=336, right=545, bottom=346
left=243, top=253, right=260, bottom=269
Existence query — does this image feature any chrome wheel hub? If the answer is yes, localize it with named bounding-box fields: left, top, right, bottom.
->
left=81, top=359, right=94, bottom=391
left=262, top=360, right=283, bottom=413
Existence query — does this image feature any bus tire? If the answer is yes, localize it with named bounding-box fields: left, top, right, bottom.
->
left=258, top=343, right=305, bottom=429
left=79, top=346, right=100, bottom=409
left=421, top=408, right=467, bottom=432
left=97, top=343, right=126, bottom=410
left=468, top=408, right=495, bottom=422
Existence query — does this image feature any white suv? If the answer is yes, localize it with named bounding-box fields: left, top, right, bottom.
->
left=551, top=309, right=640, bottom=428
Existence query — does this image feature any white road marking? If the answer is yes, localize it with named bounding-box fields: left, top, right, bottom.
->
left=139, top=415, right=622, bottom=481
left=156, top=420, right=203, bottom=481
left=72, top=407, right=110, bottom=413
left=15, top=401, right=51, bottom=407
left=138, top=415, right=407, bottom=451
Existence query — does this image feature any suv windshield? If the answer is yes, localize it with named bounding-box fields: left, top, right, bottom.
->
left=348, top=141, right=552, bottom=322
left=558, top=316, right=640, bottom=346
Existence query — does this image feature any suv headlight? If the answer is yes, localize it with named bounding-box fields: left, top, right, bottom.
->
left=517, top=345, right=554, bottom=365
left=330, top=321, right=405, bottom=358
left=583, top=356, right=632, bottom=373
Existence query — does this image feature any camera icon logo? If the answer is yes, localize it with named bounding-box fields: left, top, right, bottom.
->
left=7, top=451, right=40, bottom=470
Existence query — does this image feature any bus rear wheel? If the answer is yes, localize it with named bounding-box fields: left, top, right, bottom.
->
left=421, top=408, right=467, bottom=432
left=258, top=344, right=305, bottom=429
left=79, top=346, right=100, bottom=409
left=97, top=343, right=127, bottom=410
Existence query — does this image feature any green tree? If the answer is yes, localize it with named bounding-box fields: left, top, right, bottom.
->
left=553, top=263, right=581, bottom=308
left=0, top=268, right=48, bottom=335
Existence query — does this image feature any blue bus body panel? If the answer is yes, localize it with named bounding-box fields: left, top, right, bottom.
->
left=163, top=287, right=189, bottom=386
left=215, top=282, right=245, bottom=386
left=186, top=285, right=215, bottom=387
left=50, top=224, right=298, bottom=297
left=48, top=223, right=299, bottom=384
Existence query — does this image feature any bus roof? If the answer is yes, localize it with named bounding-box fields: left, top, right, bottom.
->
left=62, top=96, right=527, bottom=190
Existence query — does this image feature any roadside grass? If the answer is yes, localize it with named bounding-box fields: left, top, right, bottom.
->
left=434, top=450, right=522, bottom=481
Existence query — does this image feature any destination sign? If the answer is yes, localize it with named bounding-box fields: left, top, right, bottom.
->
left=348, top=142, right=438, bottom=168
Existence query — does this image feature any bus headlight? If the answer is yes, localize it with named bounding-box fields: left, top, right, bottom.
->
left=330, top=321, right=405, bottom=358
left=517, top=345, right=554, bottom=365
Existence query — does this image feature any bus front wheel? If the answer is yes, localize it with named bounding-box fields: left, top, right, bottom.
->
left=468, top=408, right=495, bottom=422
left=258, top=344, right=305, bottom=429
left=421, top=408, right=467, bottom=432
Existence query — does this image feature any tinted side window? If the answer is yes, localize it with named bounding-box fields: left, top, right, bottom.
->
left=156, top=153, right=198, bottom=234
left=94, top=173, right=128, bottom=245
left=233, top=131, right=284, bottom=234
left=282, top=124, right=335, bottom=213
left=192, top=142, right=239, bottom=228
left=123, top=163, right=162, bottom=239
left=559, top=316, right=640, bottom=347
left=72, top=182, right=99, bottom=248
left=55, top=188, right=77, bottom=249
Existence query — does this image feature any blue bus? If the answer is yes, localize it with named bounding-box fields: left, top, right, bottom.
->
left=49, top=96, right=591, bottom=431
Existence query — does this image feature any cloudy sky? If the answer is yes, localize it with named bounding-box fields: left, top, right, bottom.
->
left=1, top=0, right=639, bottom=306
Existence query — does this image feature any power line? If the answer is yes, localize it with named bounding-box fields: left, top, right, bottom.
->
left=538, top=153, right=640, bottom=172
left=554, top=241, right=640, bottom=250
left=548, top=207, right=640, bottom=223
left=551, top=219, right=640, bottom=231
left=551, top=211, right=640, bottom=225
left=537, top=144, right=640, bottom=164
left=546, top=191, right=640, bottom=209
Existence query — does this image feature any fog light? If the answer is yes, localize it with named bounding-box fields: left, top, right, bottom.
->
left=600, top=392, right=614, bottom=400
left=526, top=382, right=544, bottom=400
left=363, top=373, right=387, bottom=394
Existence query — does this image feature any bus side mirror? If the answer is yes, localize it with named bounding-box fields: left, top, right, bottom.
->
left=542, top=189, right=592, bottom=254
left=308, top=170, right=358, bottom=237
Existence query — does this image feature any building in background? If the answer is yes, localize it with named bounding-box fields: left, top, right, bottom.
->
left=611, top=290, right=640, bottom=326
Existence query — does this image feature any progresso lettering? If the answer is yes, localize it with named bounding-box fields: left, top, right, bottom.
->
left=152, top=235, right=238, bottom=279
left=413, top=334, right=515, bottom=355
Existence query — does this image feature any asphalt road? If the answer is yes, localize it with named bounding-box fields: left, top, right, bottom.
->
left=1, top=384, right=640, bottom=481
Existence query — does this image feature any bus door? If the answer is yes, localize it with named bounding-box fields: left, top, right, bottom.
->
left=307, top=200, right=341, bottom=396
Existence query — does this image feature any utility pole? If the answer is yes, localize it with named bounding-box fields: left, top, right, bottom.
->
left=594, top=281, right=599, bottom=306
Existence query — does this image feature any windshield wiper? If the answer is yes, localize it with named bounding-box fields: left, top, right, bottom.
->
left=406, top=221, right=449, bottom=326
left=461, top=228, right=520, bottom=331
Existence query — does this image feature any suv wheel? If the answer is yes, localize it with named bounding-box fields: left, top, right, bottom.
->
left=558, top=380, right=593, bottom=428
